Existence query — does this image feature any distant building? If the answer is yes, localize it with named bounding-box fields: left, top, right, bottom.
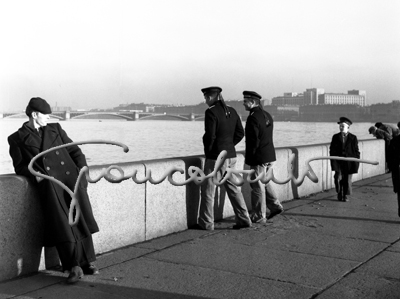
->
left=319, top=90, right=366, bottom=106
left=153, top=104, right=203, bottom=115
left=146, top=106, right=156, bottom=112
left=304, top=88, right=325, bottom=105
left=271, top=92, right=305, bottom=106
left=113, top=103, right=148, bottom=112
left=263, top=98, right=271, bottom=105
left=348, top=89, right=367, bottom=103
left=117, top=104, right=130, bottom=108
left=263, top=105, right=279, bottom=116
left=272, top=88, right=366, bottom=107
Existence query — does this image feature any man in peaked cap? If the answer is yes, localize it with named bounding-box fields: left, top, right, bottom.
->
left=8, top=97, right=99, bottom=284
left=201, top=86, right=222, bottom=94
left=243, top=90, right=283, bottom=222
left=196, top=86, right=252, bottom=230
left=329, top=116, right=360, bottom=202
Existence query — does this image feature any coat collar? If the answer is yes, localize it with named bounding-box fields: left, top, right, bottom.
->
left=18, top=122, right=41, bottom=149
left=250, top=106, right=261, bottom=112
left=17, top=122, right=59, bottom=150
left=249, top=106, right=261, bottom=116
left=208, top=100, right=223, bottom=110
left=338, top=132, right=353, bottom=138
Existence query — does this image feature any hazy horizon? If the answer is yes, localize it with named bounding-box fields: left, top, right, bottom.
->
left=0, top=0, right=399, bottom=112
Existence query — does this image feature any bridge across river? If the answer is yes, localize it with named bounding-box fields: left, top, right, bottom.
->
left=1, top=111, right=205, bottom=121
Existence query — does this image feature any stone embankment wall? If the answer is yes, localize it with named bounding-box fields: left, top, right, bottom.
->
left=0, top=139, right=385, bottom=282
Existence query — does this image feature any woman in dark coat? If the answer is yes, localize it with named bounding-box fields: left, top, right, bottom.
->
left=388, top=134, right=400, bottom=217
left=330, top=117, right=360, bottom=202
left=8, top=97, right=99, bottom=284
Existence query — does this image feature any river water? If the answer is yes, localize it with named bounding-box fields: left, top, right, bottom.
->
left=0, top=118, right=375, bottom=175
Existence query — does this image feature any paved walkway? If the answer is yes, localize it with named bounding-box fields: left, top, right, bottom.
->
left=1, top=173, right=400, bottom=299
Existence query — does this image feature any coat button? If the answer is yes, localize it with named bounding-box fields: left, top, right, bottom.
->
left=66, top=171, right=70, bottom=175
left=56, top=151, right=59, bottom=155
left=61, top=161, right=65, bottom=165
left=46, top=167, right=50, bottom=171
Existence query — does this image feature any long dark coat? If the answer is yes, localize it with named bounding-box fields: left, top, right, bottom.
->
left=245, top=106, right=275, bottom=166
left=388, top=135, right=400, bottom=193
left=329, top=132, right=360, bottom=174
left=203, top=100, right=244, bottom=160
left=8, top=122, right=99, bottom=247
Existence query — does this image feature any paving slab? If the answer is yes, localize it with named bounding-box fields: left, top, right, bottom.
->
left=194, top=225, right=276, bottom=246
left=354, top=250, right=400, bottom=280
left=353, top=174, right=392, bottom=186
left=3, top=258, right=318, bottom=299
left=95, top=245, right=156, bottom=269
left=387, top=240, right=400, bottom=253
left=202, top=219, right=390, bottom=262
left=317, top=272, right=400, bottom=299
left=255, top=229, right=388, bottom=261
left=0, top=273, right=64, bottom=298
left=80, top=257, right=318, bottom=299
left=146, top=237, right=360, bottom=288
left=285, top=193, right=400, bottom=224
left=237, top=213, right=400, bottom=244
left=280, top=215, right=400, bottom=243
left=134, top=229, right=216, bottom=250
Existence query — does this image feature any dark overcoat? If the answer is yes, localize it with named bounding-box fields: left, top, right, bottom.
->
left=388, top=135, right=400, bottom=193
left=203, top=101, right=244, bottom=160
left=245, top=106, right=276, bottom=166
left=8, top=122, right=99, bottom=247
left=329, top=132, right=360, bottom=174
left=380, top=124, right=400, bottom=138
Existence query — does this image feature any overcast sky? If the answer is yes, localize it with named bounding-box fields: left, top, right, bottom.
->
left=0, top=0, right=399, bottom=112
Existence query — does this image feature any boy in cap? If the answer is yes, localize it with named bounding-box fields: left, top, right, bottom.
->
left=243, top=90, right=283, bottom=222
left=8, top=97, right=99, bottom=284
left=329, top=117, right=360, bottom=201
left=197, top=87, right=252, bottom=230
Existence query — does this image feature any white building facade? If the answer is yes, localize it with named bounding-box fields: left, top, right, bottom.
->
left=319, top=90, right=366, bottom=107
left=272, top=88, right=366, bottom=107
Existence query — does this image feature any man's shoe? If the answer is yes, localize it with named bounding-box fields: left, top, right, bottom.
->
left=267, top=209, right=283, bottom=220
left=343, top=196, right=348, bottom=202
left=191, top=224, right=214, bottom=231
left=251, top=217, right=267, bottom=224
left=337, top=193, right=342, bottom=201
left=232, top=223, right=252, bottom=230
left=82, top=264, right=99, bottom=275
left=67, top=266, right=83, bottom=284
